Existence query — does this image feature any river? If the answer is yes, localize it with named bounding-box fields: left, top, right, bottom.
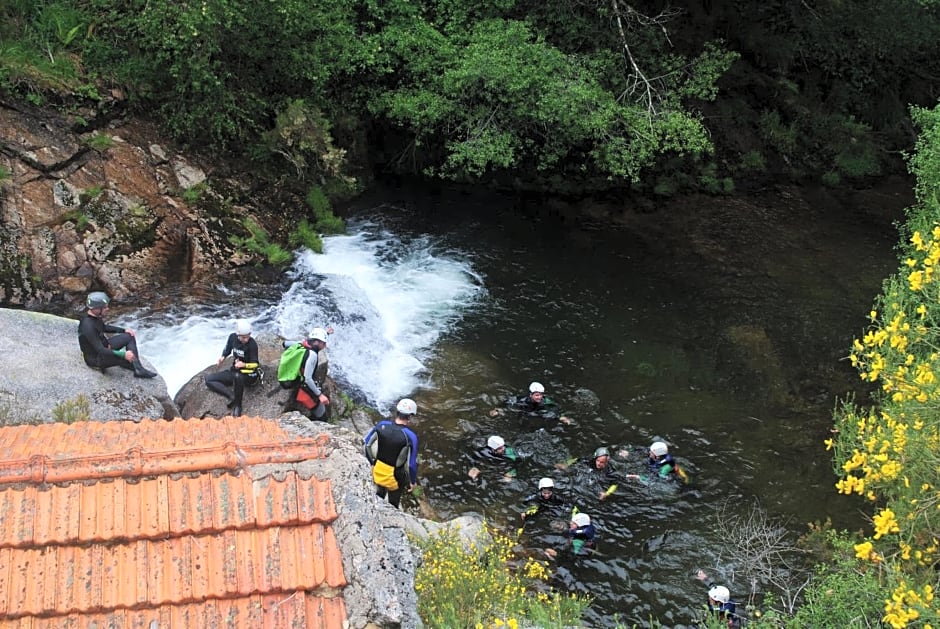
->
left=129, top=180, right=910, bottom=627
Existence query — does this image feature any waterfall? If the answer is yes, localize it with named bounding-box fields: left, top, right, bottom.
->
left=134, top=218, right=485, bottom=411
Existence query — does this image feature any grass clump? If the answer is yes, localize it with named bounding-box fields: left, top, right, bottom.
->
left=305, top=186, right=345, bottom=234
left=83, top=133, right=114, bottom=152
left=52, top=394, right=90, bottom=423
left=230, top=217, right=292, bottom=266
left=413, top=525, right=589, bottom=628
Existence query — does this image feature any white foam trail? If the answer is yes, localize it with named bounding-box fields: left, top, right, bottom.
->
left=136, top=220, right=485, bottom=411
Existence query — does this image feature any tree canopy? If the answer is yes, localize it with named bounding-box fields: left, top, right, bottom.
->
left=2, top=0, right=939, bottom=192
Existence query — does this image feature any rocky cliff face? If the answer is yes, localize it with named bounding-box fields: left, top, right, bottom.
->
left=0, top=98, right=264, bottom=308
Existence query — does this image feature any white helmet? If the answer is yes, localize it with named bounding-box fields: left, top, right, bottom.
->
left=538, top=477, right=554, bottom=490
left=571, top=512, right=591, bottom=527
left=308, top=327, right=328, bottom=342
left=708, top=585, right=730, bottom=604
left=529, top=381, right=545, bottom=393
left=396, top=398, right=417, bottom=416
left=650, top=441, right=669, bottom=457
left=487, top=435, right=505, bottom=450
left=235, top=319, right=252, bottom=335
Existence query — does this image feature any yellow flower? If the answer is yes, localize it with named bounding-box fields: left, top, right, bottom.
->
left=873, top=508, right=900, bottom=539
left=855, top=541, right=874, bottom=560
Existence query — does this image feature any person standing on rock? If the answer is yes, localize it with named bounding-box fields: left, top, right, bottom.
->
left=363, top=398, right=420, bottom=508
left=204, top=318, right=259, bottom=417
left=77, top=291, right=157, bottom=379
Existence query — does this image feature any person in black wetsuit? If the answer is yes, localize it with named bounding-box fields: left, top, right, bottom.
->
left=696, top=570, right=741, bottom=627
left=557, top=446, right=641, bottom=500
left=508, top=381, right=573, bottom=426
left=363, top=398, right=420, bottom=508
left=77, top=291, right=157, bottom=378
left=468, top=435, right=525, bottom=483
left=545, top=512, right=597, bottom=559
left=205, top=318, right=260, bottom=417
left=281, top=327, right=331, bottom=420
left=648, top=441, right=686, bottom=482
left=520, top=477, right=567, bottom=521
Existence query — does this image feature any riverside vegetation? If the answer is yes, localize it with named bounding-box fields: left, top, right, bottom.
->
left=5, top=1, right=940, bottom=626
left=3, top=1, right=940, bottom=196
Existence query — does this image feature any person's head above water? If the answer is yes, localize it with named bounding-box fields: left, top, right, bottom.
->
left=487, top=435, right=506, bottom=452
left=708, top=585, right=730, bottom=605
left=529, top=381, right=545, bottom=403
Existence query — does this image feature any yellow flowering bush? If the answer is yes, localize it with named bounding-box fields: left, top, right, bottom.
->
left=412, top=525, right=589, bottom=628
left=829, top=104, right=940, bottom=628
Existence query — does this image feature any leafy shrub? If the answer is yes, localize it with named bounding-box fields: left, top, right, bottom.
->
left=182, top=183, right=206, bottom=204
left=288, top=219, right=323, bottom=254
left=787, top=530, right=884, bottom=628
left=229, top=217, right=293, bottom=266
left=80, top=185, right=103, bottom=203
left=305, top=185, right=345, bottom=235
left=52, top=394, right=90, bottom=423
left=738, top=150, right=767, bottom=172
left=827, top=103, right=940, bottom=628
left=62, top=210, right=91, bottom=232
left=413, top=525, right=589, bottom=628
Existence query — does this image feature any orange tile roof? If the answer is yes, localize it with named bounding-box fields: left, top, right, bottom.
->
left=0, top=417, right=347, bottom=628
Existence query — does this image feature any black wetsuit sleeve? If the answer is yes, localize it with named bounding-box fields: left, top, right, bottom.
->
left=246, top=338, right=259, bottom=364
left=78, top=316, right=113, bottom=359
left=220, top=334, right=236, bottom=358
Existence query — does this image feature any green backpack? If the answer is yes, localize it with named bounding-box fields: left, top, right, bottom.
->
left=277, top=343, right=308, bottom=389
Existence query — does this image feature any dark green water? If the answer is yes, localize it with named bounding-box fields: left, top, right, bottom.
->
left=345, top=181, right=909, bottom=627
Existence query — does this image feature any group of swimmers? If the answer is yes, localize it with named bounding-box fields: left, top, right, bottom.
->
left=467, top=381, right=740, bottom=627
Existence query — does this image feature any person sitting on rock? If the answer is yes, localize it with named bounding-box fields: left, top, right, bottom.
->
left=77, top=291, right=157, bottom=379
left=280, top=327, right=330, bottom=420
left=204, top=318, right=259, bottom=417
left=508, top=381, right=572, bottom=426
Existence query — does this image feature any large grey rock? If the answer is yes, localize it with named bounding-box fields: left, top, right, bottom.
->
left=0, top=308, right=177, bottom=424
left=173, top=340, right=351, bottom=422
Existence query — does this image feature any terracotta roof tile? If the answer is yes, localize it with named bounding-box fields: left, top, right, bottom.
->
left=0, top=417, right=347, bottom=628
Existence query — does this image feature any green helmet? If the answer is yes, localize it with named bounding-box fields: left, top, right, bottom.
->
left=593, top=447, right=610, bottom=459
left=86, top=291, right=110, bottom=309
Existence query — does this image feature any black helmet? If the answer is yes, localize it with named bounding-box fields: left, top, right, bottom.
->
left=86, top=291, right=110, bottom=309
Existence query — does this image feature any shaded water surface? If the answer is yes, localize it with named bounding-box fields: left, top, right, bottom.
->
left=340, top=183, right=906, bottom=626
left=133, top=181, right=908, bottom=626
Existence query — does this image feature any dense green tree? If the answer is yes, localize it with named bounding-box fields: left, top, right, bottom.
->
left=2, top=0, right=939, bottom=192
